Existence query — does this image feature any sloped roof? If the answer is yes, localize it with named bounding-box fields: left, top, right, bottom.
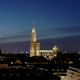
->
left=15, top=59, right=22, bottom=64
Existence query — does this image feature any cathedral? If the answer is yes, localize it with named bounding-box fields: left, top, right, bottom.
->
left=30, top=22, right=60, bottom=60
left=30, top=22, right=40, bottom=57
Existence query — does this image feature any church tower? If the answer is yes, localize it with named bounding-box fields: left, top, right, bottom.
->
left=31, top=22, right=37, bottom=42
left=30, top=22, right=40, bottom=57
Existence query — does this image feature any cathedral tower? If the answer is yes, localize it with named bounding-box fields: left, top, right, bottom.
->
left=31, top=22, right=37, bottom=42
left=30, top=22, right=40, bottom=57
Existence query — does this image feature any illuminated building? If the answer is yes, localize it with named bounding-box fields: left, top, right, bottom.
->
left=40, top=45, right=60, bottom=60
left=30, top=22, right=40, bottom=57
left=30, top=22, right=60, bottom=59
left=67, top=67, right=80, bottom=80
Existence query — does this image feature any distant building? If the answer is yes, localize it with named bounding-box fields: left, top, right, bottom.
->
left=30, top=22, right=40, bottom=57
left=40, top=45, right=60, bottom=60
left=67, top=66, right=80, bottom=80
left=30, top=22, right=60, bottom=59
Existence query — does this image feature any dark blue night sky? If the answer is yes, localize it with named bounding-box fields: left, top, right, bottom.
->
left=0, top=0, right=80, bottom=52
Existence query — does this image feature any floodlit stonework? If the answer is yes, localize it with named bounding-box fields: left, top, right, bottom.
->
left=30, top=22, right=60, bottom=59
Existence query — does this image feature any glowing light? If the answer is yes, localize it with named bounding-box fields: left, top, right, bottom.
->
left=26, top=51, right=28, bottom=54
left=11, top=62, right=13, bottom=64
left=53, top=45, right=59, bottom=51
left=25, top=62, right=27, bottom=64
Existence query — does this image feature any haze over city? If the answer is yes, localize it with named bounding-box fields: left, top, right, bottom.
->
left=0, top=0, right=80, bottom=52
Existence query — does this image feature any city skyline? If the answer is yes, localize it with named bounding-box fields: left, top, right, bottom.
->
left=0, top=0, right=80, bottom=52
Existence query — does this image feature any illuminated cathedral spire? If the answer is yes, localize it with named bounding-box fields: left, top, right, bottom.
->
left=31, top=21, right=37, bottom=42
left=30, top=21, right=40, bottom=57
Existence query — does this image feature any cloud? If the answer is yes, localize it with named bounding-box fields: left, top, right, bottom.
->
left=0, top=30, right=31, bottom=43
left=57, top=26, right=80, bottom=33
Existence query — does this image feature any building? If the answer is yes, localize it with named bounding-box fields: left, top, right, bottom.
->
left=30, top=22, right=40, bottom=57
left=30, top=22, right=60, bottom=59
left=67, top=66, right=80, bottom=80
left=40, top=45, right=60, bottom=60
